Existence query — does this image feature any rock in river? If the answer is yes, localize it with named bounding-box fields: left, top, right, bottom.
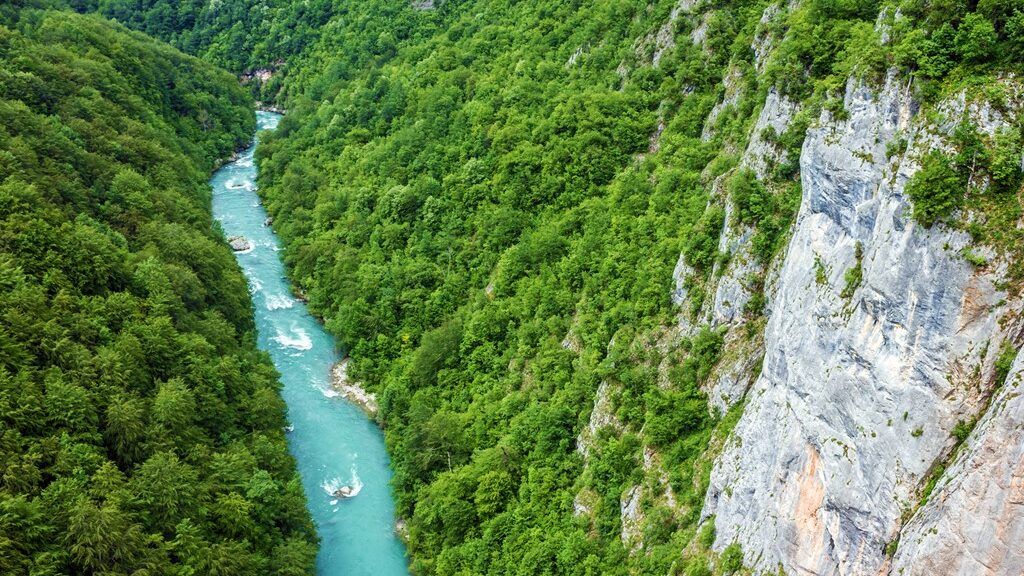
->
left=228, top=235, right=252, bottom=252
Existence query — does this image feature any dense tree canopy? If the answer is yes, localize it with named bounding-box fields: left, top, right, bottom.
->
left=0, top=8, right=317, bottom=574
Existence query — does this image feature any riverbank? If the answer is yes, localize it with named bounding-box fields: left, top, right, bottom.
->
left=257, top=103, right=286, bottom=114
left=330, top=358, right=379, bottom=417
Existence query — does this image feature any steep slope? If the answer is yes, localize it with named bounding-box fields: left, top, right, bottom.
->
left=891, top=346, right=1024, bottom=576
left=703, top=72, right=1024, bottom=576
left=0, top=9, right=317, bottom=574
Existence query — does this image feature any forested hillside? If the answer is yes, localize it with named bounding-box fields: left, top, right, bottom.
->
left=0, top=8, right=317, bottom=574
left=245, top=0, right=1024, bottom=574
left=64, top=0, right=326, bottom=76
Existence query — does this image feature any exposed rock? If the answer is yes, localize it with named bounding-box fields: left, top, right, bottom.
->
left=742, top=88, right=800, bottom=179
left=707, top=194, right=756, bottom=327
left=671, top=252, right=696, bottom=308
left=702, top=71, right=1017, bottom=576
left=650, top=0, right=699, bottom=66
left=330, top=358, right=379, bottom=416
left=395, top=518, right=409, bottom=543
left=706, top=329, right=762, bottom=413
left=890, top=346, right=1024, bottom=576
left=691, top=12, right=711, bottom=48
left=566, top=45, right=586, bottom=67
left=227, top=235, right=252, bottom=252
left=620, top=484, right=644, bottom=551
left=752, top=3, right=782, bottom=72
left=576, top=381, right=622, bottom=458
left=573, top=487, right=599, bottom=518
left=702, top=67, right=743, bottom=142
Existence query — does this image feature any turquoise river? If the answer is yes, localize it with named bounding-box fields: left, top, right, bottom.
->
left=211, top=111, right=409, bottom=575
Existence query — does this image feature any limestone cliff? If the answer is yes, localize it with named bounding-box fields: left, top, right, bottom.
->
left=700, top=72, right=1023, bottom=575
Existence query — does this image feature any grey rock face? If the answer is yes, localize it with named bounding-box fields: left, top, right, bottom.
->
left=702, top=72, right=1015, bottom=576
left=699, top=87, right=798, bottom=409
left=743, top=88, right=800, bottom=179
left=702, top=67, right=743, bottom=142
left=576, top=381, right=621, bottom=458
left=621, top=484, right=644, bottom=550
left=890, top=347, right=1024, bottom=576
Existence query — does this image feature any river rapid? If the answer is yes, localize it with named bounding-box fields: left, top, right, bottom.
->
left=211, top=111, right=409, bottom=575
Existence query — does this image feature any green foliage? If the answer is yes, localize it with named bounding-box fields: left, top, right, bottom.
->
left=0, top=8, right=315, bottom=574
left=905, top=151, right=966, bottom=227
left=955, top=13, right=998, bottom=63
left=994, top=340, right=1017, bottom=385
left=962, top=249, right=988, bottom=267
left=841, top=242, right=864, bottom=298
left=989, top=128, right=1024, bottom=193
left=719, top=542, right=744, bottom=574
left=814, top=255, right=828, bottom=286
left=952, top=419, right=975, bottom=443
left=729, top=168, right=770, bottom=227
left=698, top=517, right=717, bottom=550
left=688, top=207, right=727, bottom=274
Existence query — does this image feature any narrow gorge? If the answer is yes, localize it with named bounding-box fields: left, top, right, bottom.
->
left=3, top=0, right=1024, bottom=574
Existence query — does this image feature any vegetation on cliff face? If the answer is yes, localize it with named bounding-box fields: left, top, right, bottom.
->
left=0, top=8, right=317, bottom=574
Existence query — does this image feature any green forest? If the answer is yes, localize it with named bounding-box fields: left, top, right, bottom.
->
left=4, top=0, right=1024, bottom=574
left=0, top=6, right=317, bottom=574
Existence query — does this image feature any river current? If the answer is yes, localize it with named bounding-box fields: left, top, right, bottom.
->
left=210, top=111, right=409, bottom=575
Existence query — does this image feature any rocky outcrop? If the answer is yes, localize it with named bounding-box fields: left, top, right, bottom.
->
left=330, top=358, right=379, bottom=416
left=890, top=346, right=1024, bottom=576
left=701, top=72, right=1019, bottom=576
left=696, top=87, right=799, bottom=411
left=576, top=381, right=621, bottom=458
left=742, top=88, right=800, bottom=179
left=228, top=235, right=253, bottom=252
left=621, top=484, right=644, bottom=551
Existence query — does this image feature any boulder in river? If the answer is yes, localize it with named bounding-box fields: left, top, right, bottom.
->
left=264, top=216, right=273, bottom=226
left=227, top=235, right=252, bottom=252
left=333, top=486, right=356, bottom=498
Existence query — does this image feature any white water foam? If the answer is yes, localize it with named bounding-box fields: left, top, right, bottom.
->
left=322, top=388, right=340, bottom=398
left=265, top=294, right=295, bottom=311
left=321, top=464, right=363, bottom=502
left=272, top=325, right=313, bottom=350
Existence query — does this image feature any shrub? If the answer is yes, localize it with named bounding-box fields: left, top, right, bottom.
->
left=989, top=128, right=1023, bottom=193
left=719, top=542, right=744, bottom=574
left=841, top=242, right=863, bottom=298
left=905, top=151, right=965, bottom=227
left=686, top=207, right=726, bottom=273
left=729, top=168, right=769, bottom=227
left=994, top=340, right=1017, bottom=385
left=955, top=13, right=998, bottom=63
left=952, top=419, right=974, bottom=443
